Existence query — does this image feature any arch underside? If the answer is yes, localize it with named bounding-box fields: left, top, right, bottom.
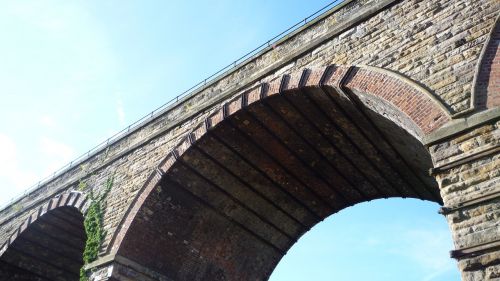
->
left=0, top=206, right=85, bottom=281
left=475, top=14, right=500, bottom=109
left=118, top=79, right=443, bottom=280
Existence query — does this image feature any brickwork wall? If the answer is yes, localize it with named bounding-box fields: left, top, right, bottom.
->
left=0, top=1, right=498, bottom=279
left=307, top=0, right=497, bottom=113
left=101, top=0, right=497, bottom=253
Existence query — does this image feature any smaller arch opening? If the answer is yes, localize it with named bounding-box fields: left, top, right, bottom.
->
left=0, top=206, right=86, bottom=281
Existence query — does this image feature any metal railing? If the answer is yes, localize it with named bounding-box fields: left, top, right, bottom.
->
left=0, top=0, right=344, bottom=211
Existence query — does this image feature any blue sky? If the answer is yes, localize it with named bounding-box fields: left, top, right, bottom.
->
left=0, top=1, right=459, bottom=280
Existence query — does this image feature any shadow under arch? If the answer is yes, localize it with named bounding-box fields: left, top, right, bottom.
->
left=113, top=65, right=453, bottom=280
left=0, top=192, right=86, bottom=281
left=473, top=14, right=500, bottom=110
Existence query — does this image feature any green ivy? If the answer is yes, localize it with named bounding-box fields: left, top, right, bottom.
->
left=78, top=180, right=87, bottom=191
left=80, top=176, right=114, bottom=281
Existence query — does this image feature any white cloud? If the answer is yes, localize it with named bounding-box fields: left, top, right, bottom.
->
left=39, top=136, right=75, bottom=176
left=387, top=227, right=457, bottom=280
left=363, top=237, right=382, bottom=247
left=0, top=134, right=16, bottom=167
left=0, top=134, right=38, bottom=205
left=0, top=135, right=76, bottom=206
left=422, top=264, right=456, bottom=281
left=5, top=1, right=73, bottom=34
left=0, top=0, right=118, bottom=98
left=116, top=97, right=126, bottom=126
left=404, top=229, right=453, bottom=270
left=39, top=115, right=57, bottom=128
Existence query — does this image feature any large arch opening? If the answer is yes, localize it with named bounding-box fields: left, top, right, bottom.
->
left=114, top=65, right=452, bottom=280
left=0, top=206, right=85, bottom=281
left=269, top=198, right=458, bottom=281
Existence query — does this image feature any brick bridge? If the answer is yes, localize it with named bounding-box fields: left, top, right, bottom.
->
left=1, top=0, right=499, bottom=280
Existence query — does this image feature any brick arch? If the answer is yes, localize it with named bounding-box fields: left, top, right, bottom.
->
left=473, top=14, right=500, bottom=109
left=154, top=64, right=451, bottom=184
left=0, top=191, right=86, bottom=280
left=150, top=64, right=452, bottom=178
left=0, top=191, right=86, bottom=256
left=110, top=64, right=451, bottom=280
left=339, top=65, right=451, bottom=136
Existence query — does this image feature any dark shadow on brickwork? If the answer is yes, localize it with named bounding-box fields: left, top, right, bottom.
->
left=0, top=206, right=85, bottom=281
left=116, top=79, right=444, bottom=280
left=474, top=17, right=500, bottom=110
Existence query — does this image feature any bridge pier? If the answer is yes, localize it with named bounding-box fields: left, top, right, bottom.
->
left=428, top=112, right=500, bottom=281
left=86, top=255, right=172, bottom=281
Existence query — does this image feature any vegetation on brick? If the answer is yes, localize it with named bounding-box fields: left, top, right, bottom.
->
left=80, top=176, right=114, bottom=281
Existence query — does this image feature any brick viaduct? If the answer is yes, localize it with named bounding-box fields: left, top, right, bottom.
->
left=0, top=0, right=499, bottom=280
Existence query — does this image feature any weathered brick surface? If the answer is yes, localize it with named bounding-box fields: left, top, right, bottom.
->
left=0, top=0, right=499, bottom=280
left=430, top=121, right=500, bottom=280
left=1, top=0, right=497, bottom=250
left=297, top=0, right=499, bottom=113
left=475, top=15, right=500, bottom=109
left=431, top=121, right=500, bottom=168
left=342, top=66, right=450, bottom=135
left=107, top=66, right=446, bottom=280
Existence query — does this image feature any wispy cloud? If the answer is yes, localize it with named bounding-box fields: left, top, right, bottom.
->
left=0, top=134, right=16, bottom=169
left=39, top=136, right=75, bottom=176
left=422, top=264, right=456, bottom=281
left=386, top=227, right=457, bottom=280
left=5, top=1, right=70, bottom=34
left=0, top=135, right=76, bottom=206
left=39, top=115, right=57, bottom=128
left=116, top=96, right=126, bottom=126
left=0, top=134, right=38, bottom=203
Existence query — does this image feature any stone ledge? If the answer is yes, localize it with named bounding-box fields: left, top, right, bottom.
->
left=424, top=107, right=500, bottom=146
left=430, top=143, right=500, bottom=175
left=451, top=239, right=500, bottom=260
left=85, top=254, right=172, bottom=281
left=440, top=190, right=500, bottom=215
